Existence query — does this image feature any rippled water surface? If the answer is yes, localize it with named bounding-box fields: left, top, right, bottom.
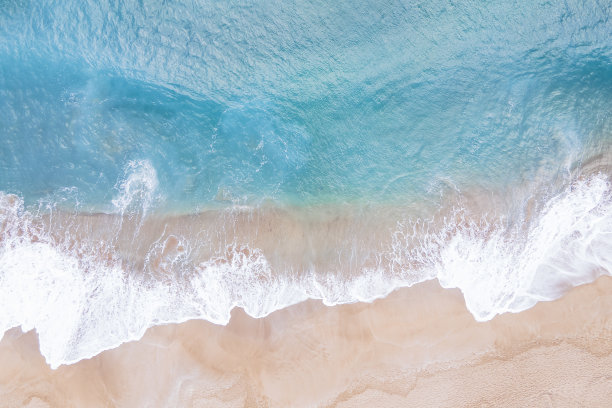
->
left=2, top=0, right=611, bottom=209
left=1, top=0, right=612, bottom=368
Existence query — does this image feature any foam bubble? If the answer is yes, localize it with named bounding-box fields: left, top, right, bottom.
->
left=1, top=174, right=612, bottom=368
left=189, top=244, right=307, bottom=323
left=390, top=174, right=612, bottom=321
left=112, top=160, right=160, bottom=216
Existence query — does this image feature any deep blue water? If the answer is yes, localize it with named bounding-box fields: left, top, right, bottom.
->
left=1, top=0, right=612, bottom=211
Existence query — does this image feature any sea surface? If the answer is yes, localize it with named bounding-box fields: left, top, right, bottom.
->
left=1, top=0, right=612, bottom=368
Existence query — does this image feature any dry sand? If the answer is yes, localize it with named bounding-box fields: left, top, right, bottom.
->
left=1, top=276, right=612, bottom=407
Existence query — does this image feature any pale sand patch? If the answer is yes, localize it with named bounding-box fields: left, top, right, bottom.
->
left=1, top=276, right=612, bottom=407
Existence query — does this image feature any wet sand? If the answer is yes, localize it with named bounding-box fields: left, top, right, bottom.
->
left=1, top=276, right=612, bottom=407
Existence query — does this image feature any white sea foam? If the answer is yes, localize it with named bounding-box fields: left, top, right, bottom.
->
left=390, top=174, right=612, bottom=321
left=112, top=159, right=160, bottom=217
left=0, top=173, right=611, bottom=368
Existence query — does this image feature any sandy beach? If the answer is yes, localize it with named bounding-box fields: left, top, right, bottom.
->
left=3, top=1, right=612, bottom=407
left=1, top=275, right=611, bottom=407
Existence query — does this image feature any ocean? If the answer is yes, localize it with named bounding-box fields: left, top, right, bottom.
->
left=1, top=0, right=612, bottom=369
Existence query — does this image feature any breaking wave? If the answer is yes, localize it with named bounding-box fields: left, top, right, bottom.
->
left=1, top=169, right=611, bottom=368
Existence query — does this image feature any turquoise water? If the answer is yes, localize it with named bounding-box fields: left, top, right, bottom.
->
left=2, top=0, right=612, bottom=368
left=2, top=0, right=612, bottom=210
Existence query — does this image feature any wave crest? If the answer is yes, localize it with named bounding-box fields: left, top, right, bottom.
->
left=1, top=174, right=612, bottom=367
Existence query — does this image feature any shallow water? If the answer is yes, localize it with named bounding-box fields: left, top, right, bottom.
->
left=1, top=0, right=612, bottom=368
left=2, top=0, right=612, bottom=209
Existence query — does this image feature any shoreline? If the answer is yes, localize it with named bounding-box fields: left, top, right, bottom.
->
left=2, top=170, right=612, bottom=369
left=3, top=1, right=612, bottom=406
left=2, top=276, right=612, bottom=406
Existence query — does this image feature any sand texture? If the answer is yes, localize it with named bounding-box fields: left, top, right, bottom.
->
left=1, top=276, right=612, bottom=407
